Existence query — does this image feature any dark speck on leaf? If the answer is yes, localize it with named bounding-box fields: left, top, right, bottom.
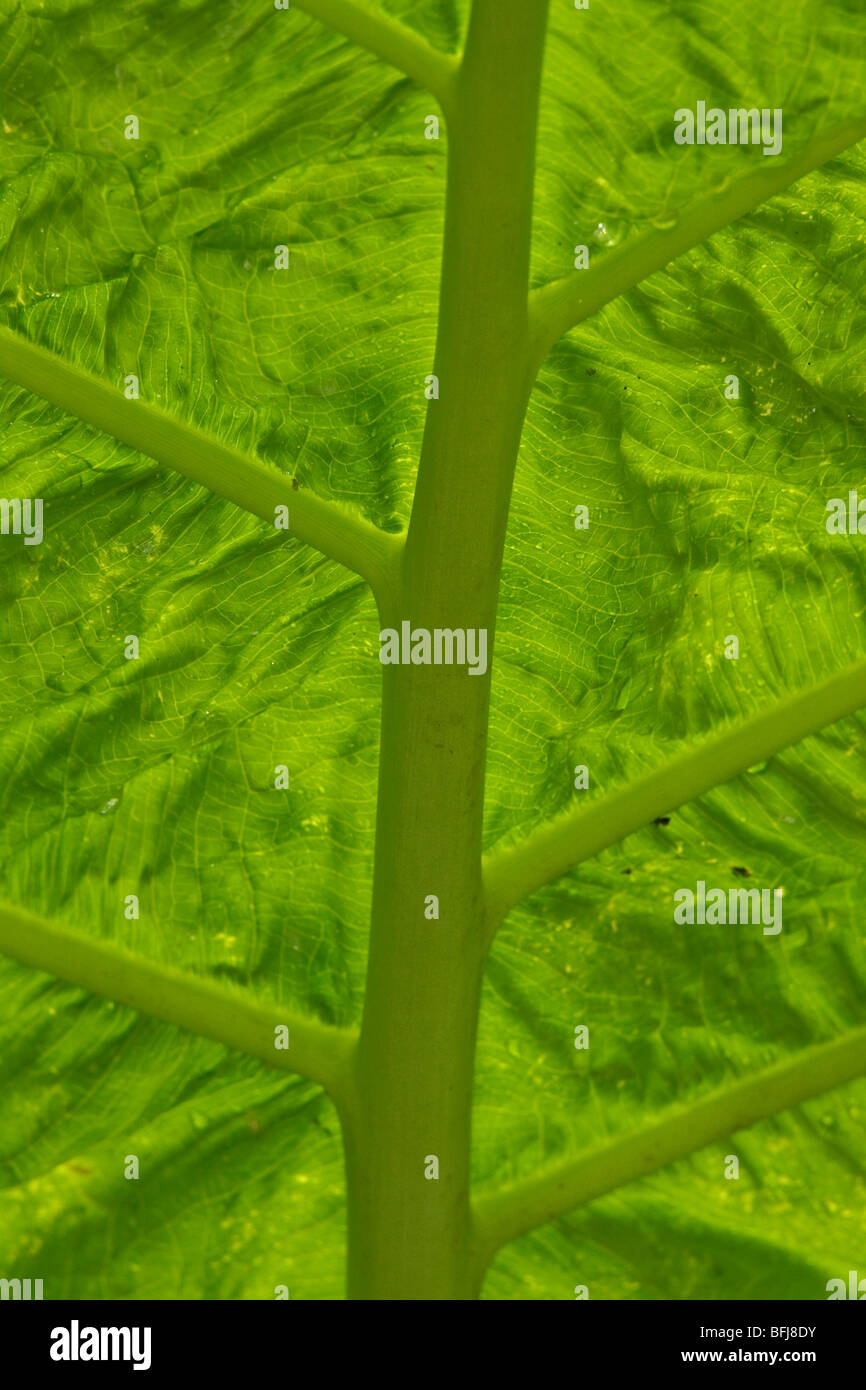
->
left=732, top=865, right=750, bottom=878
left=653, top=816, right=670, bottom=826
left=586, top=368, right=596, bottom=375
left=291, top=477, right=299, bottom=490
left=621, top=867, right=632, bottom=875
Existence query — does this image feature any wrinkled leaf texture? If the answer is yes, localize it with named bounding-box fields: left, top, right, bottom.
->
left=0, top=0, right=864, bottom=1299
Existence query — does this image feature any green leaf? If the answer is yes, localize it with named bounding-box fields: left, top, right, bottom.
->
left=1, top=0, right=865, bottom=1301
left=480, top=0, right=866, bottom=1298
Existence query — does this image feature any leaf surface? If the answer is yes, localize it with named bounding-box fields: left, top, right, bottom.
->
left=0, top=0, right=864, bottom=1299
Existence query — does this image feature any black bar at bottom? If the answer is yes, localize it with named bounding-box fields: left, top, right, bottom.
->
left=1, top=1297, right=862, bottom=1374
